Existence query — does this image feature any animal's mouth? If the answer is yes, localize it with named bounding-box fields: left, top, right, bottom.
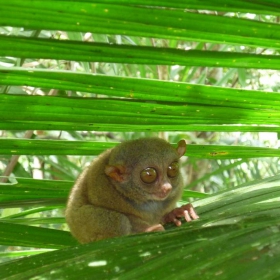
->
left=150, top=190, right=171, bottom=201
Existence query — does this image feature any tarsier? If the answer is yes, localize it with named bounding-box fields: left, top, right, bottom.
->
left=65, top=137, right=199, bottom=243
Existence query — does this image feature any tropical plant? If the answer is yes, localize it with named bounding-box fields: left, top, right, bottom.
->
left=0, top=1, right=280, bottom=279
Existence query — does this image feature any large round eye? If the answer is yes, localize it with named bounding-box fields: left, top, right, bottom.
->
left=167, top=162, right=179, bottom=178
left=140, top=167, right=157, bottom=184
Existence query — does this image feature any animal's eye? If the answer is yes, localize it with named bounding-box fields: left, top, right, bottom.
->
left=140, top=167, right=157, bottom=184
left=167, top=162, right=179, bottom=178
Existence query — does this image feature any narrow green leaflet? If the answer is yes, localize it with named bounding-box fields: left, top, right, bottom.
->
left=0, top=249, right=54, bottom=259
left=0, top=178, right=70, bottom=207
left=1, top=69, right=280, bottom=110
left=8, top=0, right=280, bottom=15
left=63, top=0, right=280, bottom=15
left=0, top=94, right=280, bottom=131
left=0, top=139, right=280, bottom=159
left=0, top=222, right=76, bottom=249
left=0, top=140, right=117, bottom=156
left=19, top=0, right=280, bottom=15
left=1, top=2, right=280, bottom=49
left=1, top=206, right=63, bottom=219
left=1, top=36, right=280, bottom=69
left=0, top=217, right=65, bottom=225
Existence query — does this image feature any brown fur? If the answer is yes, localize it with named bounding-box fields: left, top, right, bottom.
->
left=65, top=137, right=197, bottom=244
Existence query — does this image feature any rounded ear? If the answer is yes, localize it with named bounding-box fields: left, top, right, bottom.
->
left=105, top=164, right=127, bottom=182
left=176, top=140, right=186, bottom=158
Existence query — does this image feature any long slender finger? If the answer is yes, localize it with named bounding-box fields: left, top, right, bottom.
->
left=173, top=218, right=182, bottom=226
left=183, top=210, right=192, bottom=222
left=145, top=224, right=165, bottom=232
left=188, top=205, right=199, bottom=219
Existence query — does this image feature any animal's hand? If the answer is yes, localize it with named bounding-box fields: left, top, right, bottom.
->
left=162, top=203, right=199, bottom=226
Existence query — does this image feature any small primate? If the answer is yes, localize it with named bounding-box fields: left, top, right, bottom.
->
left=65, top=137, right=199, bottom=243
